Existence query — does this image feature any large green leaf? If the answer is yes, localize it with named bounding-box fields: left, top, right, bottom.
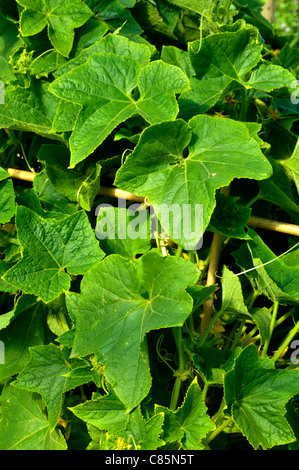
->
left=0, top=16, right=22, bottom=82
left=156, top=378, right=215, bottom=449
left=54, top=33, right=152, bottom=78
left=179, top=26, right=295, bottom=119
left=71, top=251, right=199, bottom=410
left=246, top=63, right=297, bottom=92
left=71, top=392, right=165, bottom=449
left=2, top=206, right=104, bottom=303
left=0, top=297, right=48, bottom=381
left=225, top=344, right=299, bottom=449
left=115, top=116, right=272, bottom=248
left=14, top=344, right=96, bottom=430
left=17, top=0, right=92, bottom=57
left=0, top=385, right=67, bottom=450
left=49, top=52, right=189, bottom=167
left=0, top=80, right=61, bottom=137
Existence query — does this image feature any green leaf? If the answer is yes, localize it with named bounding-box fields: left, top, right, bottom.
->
left=161, top=45, right=194, bottom=78
left=209, top=192, right=251, bottom=239
left=33, top=171, right=78, bottom=215
left=73, top=395, right=164, bottom=450
left=30, top=49, right=67, bottom=76
left=96, top=205, right=151, bottom=258
left=156, top=378, right=215, bottom=449
left=50, top=52, right=189, bottom=167
left=224, top=344, right=299, bottom=449
left=233, top=228, right=299, bottom=304
left=279, top=138, right=299, bottom=196
left=219, top=265, right=250, bottom=317
left=115, top=116, right=272, bottom=248
left=3, top=206, right=105, bottom=303
left=0, top=385, right=67, bottom=450
left=17, top=0, right=93, bottom=57
left=37, top=144, right=101, bottom=211
left=121, top=407, right=164, bottom=450
left=257, top=157, right=299, bottom=218
left=14, top=344, right=95, bottom=429
left=0, top=167, right=15, bottom=224
left=179, top=26, right=262, bottom=117
left=245, top=63, right=296, bottom=92
left=0, top=80, right=61, bottom=137
left=250, top=307, right=272, bottom=346
left=193, top=347, right=242, bottom=385
left=0, top=299, right=48, bottom=381
left=166, top=0, right=215, bottom=14
left=70, top=389, right=129, bottom=434
left=0, top=16, right=22, bottom=83
left=0, top=293, right=37, bottom=330
left=71, top=251, right=199, bottom=410
left=55, top=32, right=152, bottom=77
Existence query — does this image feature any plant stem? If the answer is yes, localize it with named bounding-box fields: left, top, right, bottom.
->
left=262, top=300, right=279, bottom=357
left=200, top=231, right=223, bottom=337
left=198, top=309, right=223, bottom=347
left=175, top=245, right=183, bottom=258
left=230, top=318, right=246, bottom=351
left=169, top=327, right=185, bottom=411
left=204, top=417, right=233, bottom=446
left=271, top=320, right=299, bottom=363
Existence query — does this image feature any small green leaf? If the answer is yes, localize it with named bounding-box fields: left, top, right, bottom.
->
left=250, top=307, right=272, bottom=346
left=233, top=228, right=299, bottom=304
left=220, top=265, right=250, bottom=317
left=0, top=167, right=15, bottom=224
left=156, top=378, right=215, bottom=449
left=0, top=385, right=67, bottom=450
left=279, top=138, right=299, bottom=196
left=209, top=192, right=251, bottom=239
left=3, top=206, right=105, bottom=303
left=17, top=0, right=93, bottom=57
left=225, top=344, right=299, bottom=449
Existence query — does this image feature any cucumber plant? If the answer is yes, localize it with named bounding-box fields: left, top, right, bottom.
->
left=0, top=0, right=299, bottom=451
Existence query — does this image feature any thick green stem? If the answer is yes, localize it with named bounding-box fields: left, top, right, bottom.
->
left=169, top=327, right=185, bottom=411
left=230, top=318, right=246, bottom=351
left=198, top=309, right=223, bottom=347
left=262, top=300, right=279, bottom=357
left=204, top=417, right=233, bottom=447
left=271, top=320, right=299, bottom=363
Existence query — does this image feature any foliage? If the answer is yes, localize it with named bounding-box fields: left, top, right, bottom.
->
left=0, top=0, right=299, bottom=451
